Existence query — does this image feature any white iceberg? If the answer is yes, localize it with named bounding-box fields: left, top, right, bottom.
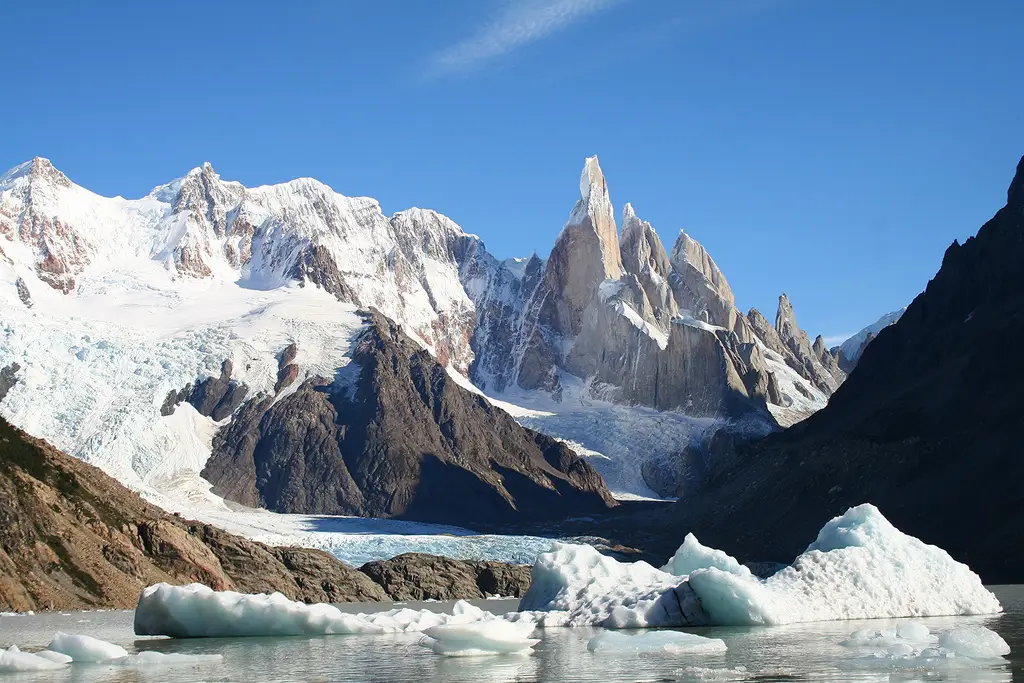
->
left=587, top=629, right=727, bottom=654
left=47, top=632, right=129, bottom=662
left=32, top=650, right=74, bottom=665
left=661, top=534, right=750, bottom=578
left=519, top=504, right=1001, bottom=627
left=419, top=622, right=539, bottom=656
left=939, top=625, right=1011, bottom=659
left=135, top=583, right=494, bottom=638
left=0, top=646, right=68, bottom=672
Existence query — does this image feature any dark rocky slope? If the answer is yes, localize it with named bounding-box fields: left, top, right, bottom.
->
left=0, top=415, right=387, bottom=611
left=0, top=415, right=540, bottom=611
left=202, top=310, right=615, bottom=526
left=589, top=155, right=1024, bottom=582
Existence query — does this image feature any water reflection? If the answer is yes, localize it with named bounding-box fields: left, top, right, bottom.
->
left=0, top=587, right=1021, bottom=683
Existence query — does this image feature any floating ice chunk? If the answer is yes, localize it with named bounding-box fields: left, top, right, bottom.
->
left=519, top=505, right=1001, bottom=627
left=0, top=646, right=68, bottom=671
left=587, top=629, right=727, bottom=654
left=420, top=622, right=539, bottom=656
left=518, top=542, right=704, bottom=628
left=938, top=625, right=1011, bottom=659
left=135, top=583, right=496, bottom=638
left=47, top=632, right=128, bottom=662
left=661, top=534, right=750, bottom=578
left=120, top=652, right=225, bottom=667
left=840, top=621, right=935, bottom=647
left=33, top=650, right=74, bottom=664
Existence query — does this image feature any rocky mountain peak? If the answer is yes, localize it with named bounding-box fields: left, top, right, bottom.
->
left=669, top=231, right=736, bottom=307
left=775, top=293, right=797, bottom=335
left=566, top=155, right=622, bottom=279
left=1007, top=154, right=1024, bottom=210
left=0, top=157, right=72, bottom=193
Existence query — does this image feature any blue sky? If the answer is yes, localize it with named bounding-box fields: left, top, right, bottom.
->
left=2, top=0, right=1022, bottom=342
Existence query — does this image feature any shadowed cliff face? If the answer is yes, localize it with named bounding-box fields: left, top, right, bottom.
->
left=202, top=311, right=616, bottom=526
left=593, top=155, right=1024, bottom=583
left=0, top=414, right=389, bottom=611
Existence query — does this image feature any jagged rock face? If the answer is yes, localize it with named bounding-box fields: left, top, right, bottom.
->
left=466, top=254, right=546, bottom=391
left=620, top=203, right=678, bottom=326
left=775, top=294, right=844, bottom=394
left=669, top=231, right=737, bottom=330
left=359, top=553, right=531, bottom=601
left=0, top=159, right=91, bottom=292
left=201, top=311, right=615, bottom=525
left=536, top=156, right=623, bottom=344
left=605, top=155, right=1024, bottom=583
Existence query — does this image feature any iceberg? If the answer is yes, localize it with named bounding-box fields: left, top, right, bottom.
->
left=586, top=630, right=727, bottom=654
left=419, top=622, right=539, bottom=656
left=939, top=625, right=1011, bottom=659
left=519, top=504, right=1001, bottom=627
left=660, top=534, right=749, bottom=578
left=47, top=632, right=129, bottom=662
left=135, top=582, right=494, bottom=638
left=32, top=650, right=74, bottom=665
left=0, top=646, right=68, bottom=672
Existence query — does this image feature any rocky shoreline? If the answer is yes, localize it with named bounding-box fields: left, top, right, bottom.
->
left=0, top=416, right=531, bottom=612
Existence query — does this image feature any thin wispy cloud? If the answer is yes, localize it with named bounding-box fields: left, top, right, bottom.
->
left=423, top=0, right=628, bottom=82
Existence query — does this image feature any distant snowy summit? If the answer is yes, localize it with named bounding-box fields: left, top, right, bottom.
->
left=0, top=154, right=854, bottom=427
left=834, top=308, right=906, bottom=372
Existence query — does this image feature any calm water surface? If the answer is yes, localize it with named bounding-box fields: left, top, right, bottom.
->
left=2, top=588, right=1022, bottom=682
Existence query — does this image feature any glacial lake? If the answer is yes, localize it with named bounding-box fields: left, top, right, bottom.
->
left=2, top=587, right=1022, bottom=682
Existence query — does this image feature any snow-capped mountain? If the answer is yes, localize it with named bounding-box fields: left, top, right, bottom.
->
left=0, top=157, right=480, bottom=373
left=0, top=154, right=845, bottom=519
left=835, top=308, right=906, bottom=372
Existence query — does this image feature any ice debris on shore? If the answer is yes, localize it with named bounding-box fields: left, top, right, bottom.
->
left=587, top=630, right=727, bottom=654
left=519, top=504, right=1001, bottom=627
left=419, top=622, right=539, bottom=656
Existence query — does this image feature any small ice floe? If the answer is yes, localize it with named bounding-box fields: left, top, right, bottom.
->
left=47, top=632, right=129, bottom=662
left=939, top=625, right=1011, bottom=659
left=840, top=620, right=936, bottom=647
left=419, top=622, right=540, bottom=656
left=587, top=630, right=727, bottom=654
left=118, top=652, right=224, bottom=667
left=841, top=623, right=1010, bottom=673
left=0, top=645, right=68, bottom=672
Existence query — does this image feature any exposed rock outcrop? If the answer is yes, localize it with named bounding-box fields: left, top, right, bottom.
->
left=359, top=553, right=531, bottom=601
left=201, top=310, right=615, bottom=525
left=160, top=359, right=249, bottom=421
